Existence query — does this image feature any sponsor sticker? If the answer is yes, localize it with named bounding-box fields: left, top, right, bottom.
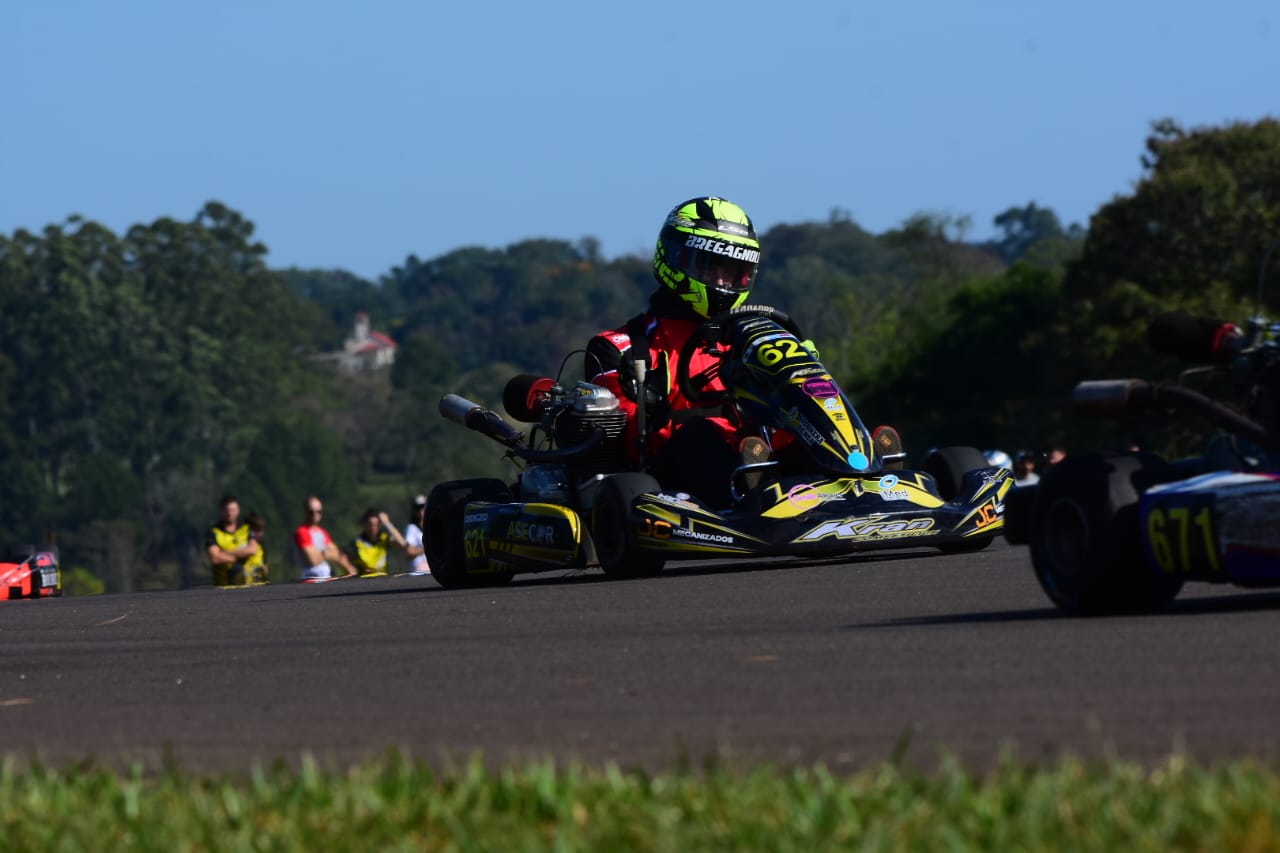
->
left=684, top=234, right=761, bottom=262
left=650, top=492, right=702, bottom=511
left=506, top=521, right=556, bottom=545
left=673, top=528, right=735, bottom=545
left=787, top=483, right=846, bottom=509
left=801, top=378, right=839, bottom=398
left=798, top=516, right=936, bottom=542
left=875, top=474, right=909, bottom=500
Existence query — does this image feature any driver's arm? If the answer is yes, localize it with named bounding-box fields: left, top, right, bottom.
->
left=584, top=335, right=625, bottom=384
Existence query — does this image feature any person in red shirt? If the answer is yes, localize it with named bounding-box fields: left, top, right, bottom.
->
left=584, top=197, right=772, bottom=507
left=293, top=495, right=358, bottom=581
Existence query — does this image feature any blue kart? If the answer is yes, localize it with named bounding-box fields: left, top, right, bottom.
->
left=1007, top=305, right=1280, bottom=612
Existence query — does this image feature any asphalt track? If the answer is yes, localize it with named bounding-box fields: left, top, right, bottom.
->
left=3, top=540, right=1280, bottom=773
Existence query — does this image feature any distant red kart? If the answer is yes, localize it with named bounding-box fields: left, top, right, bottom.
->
left=1, top=545, right=62, bottom=600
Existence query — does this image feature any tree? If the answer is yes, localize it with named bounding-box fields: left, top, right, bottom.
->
left=1070, top=118, right=1280, bottom=308
left=988, top=202, right=1080, bottom=263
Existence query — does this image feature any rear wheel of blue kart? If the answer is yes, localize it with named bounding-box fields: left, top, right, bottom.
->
left=1002, top=483, right=1037, bottom=545
left=592, top=474, right=665, bottom=580
left=1029, top=452, right=1183, bottom=614
left=425, top=479, right=515, bottom=590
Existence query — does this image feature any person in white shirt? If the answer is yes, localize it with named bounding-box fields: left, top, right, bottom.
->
left=1013, top=451, right=1041, bottom=487
left=404, top=494, right=431, bottom=575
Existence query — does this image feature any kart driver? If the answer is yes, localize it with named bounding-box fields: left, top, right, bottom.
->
left=584, top=197, right=778, bottom=507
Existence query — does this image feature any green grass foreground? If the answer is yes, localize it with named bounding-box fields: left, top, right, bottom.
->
left=2, top=753, right=1279, bottom=852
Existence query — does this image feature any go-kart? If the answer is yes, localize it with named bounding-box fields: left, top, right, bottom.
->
left=1, top=544, right=62, bottom=600
left=1007, top=304, right=1280, bottom=613
left=425, top=306, right=1012, bottom=588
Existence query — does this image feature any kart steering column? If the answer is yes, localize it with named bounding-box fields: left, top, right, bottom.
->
left=634, top=355, right=648, bottom=469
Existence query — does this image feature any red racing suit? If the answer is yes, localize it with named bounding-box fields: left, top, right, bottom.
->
left=585, top=312, right=737, bottom=465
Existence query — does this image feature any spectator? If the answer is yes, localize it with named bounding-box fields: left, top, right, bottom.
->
left=1014, top=451, right=1040, bottom=487
left=985, top=449, right=1014, bottom=472
left=243, top=511, right=268, bottom=583
left=404, top=494, right=430, bottom=576
left=294, top=496, right=357, bottom=581
left=346, top=508, right=408, bottom=576
left=1047, top=445, right=1067, bottom=465
left=205, top=494, right=261, bottom=586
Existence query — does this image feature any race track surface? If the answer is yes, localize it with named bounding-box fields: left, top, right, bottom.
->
left=3, top=541, right=1279, bottom=773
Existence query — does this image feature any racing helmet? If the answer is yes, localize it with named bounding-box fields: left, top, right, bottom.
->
left=985, top=449, right=1013, bottom=471
left=652, top=197, right=760, bottom=318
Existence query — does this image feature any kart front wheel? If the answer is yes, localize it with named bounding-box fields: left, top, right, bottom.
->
left=922, top=446, right=989, bottom=500
left=592, top=474, right=665, bottom=580
left=1029, top=452, right=1183, bottom=614
left=425, top=478, right=515, bottom=590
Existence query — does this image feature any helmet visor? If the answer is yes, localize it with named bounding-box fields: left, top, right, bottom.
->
left=681, top=244, right=757, bottom=293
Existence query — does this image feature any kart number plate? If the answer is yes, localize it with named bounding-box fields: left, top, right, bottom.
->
left=1144, top=498, right=1221, bottom=574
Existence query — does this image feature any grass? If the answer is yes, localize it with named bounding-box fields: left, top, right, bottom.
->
left=3, top=752, right=1280, bottom=851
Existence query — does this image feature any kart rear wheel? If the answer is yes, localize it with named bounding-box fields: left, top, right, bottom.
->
left=425, top=479, right=515, bottom=590
left=1029, top=452, right=1183, bottom=614
left=922, top=446, right=989, bottom=500
left=592, top=473, right=665, bottom=580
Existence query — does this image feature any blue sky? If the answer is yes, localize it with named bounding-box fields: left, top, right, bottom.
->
left=3, top=1, right=1276, bottom=280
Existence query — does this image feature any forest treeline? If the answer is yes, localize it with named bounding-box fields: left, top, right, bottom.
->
left=1, top=118, right=1277, bottom=590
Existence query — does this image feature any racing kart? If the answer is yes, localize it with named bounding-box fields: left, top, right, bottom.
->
left=1, top=544, right=62, bottom=600
left=1006, top=304, right=1280, bottom=613
left=425, top=306, right=1012, bottom=589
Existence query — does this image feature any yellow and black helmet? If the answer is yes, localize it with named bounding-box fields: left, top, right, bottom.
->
left=653, top=197, right=760, bottom=319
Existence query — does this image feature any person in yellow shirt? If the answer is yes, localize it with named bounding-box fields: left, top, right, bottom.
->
left=241, top=512, right=268, bottom=583
left=205, top=495, right=267, bottom=586
left=345, top=508, right=407, bottom=576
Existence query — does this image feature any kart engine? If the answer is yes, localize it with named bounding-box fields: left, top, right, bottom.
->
left=551, top=383, right=630, bottom=478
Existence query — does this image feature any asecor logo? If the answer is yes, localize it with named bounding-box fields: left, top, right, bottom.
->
left=506, top=521, right=556, bottom=545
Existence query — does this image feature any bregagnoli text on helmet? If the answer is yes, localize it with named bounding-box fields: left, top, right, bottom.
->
left=684, top=235, right=761, bottom=263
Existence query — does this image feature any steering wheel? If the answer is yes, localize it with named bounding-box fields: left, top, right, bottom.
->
left=676, top=305, right=805, bottom=405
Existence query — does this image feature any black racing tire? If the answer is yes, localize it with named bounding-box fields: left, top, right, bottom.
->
left=922, top=446, right=990, bottom=501
left=1002, top=483, right=1037, bottom=545
left=592, top=473, right=665, bottom=580
left=1029, top=452, right=1183, bottom=614
left=425, top=478, right=515, bottom=590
